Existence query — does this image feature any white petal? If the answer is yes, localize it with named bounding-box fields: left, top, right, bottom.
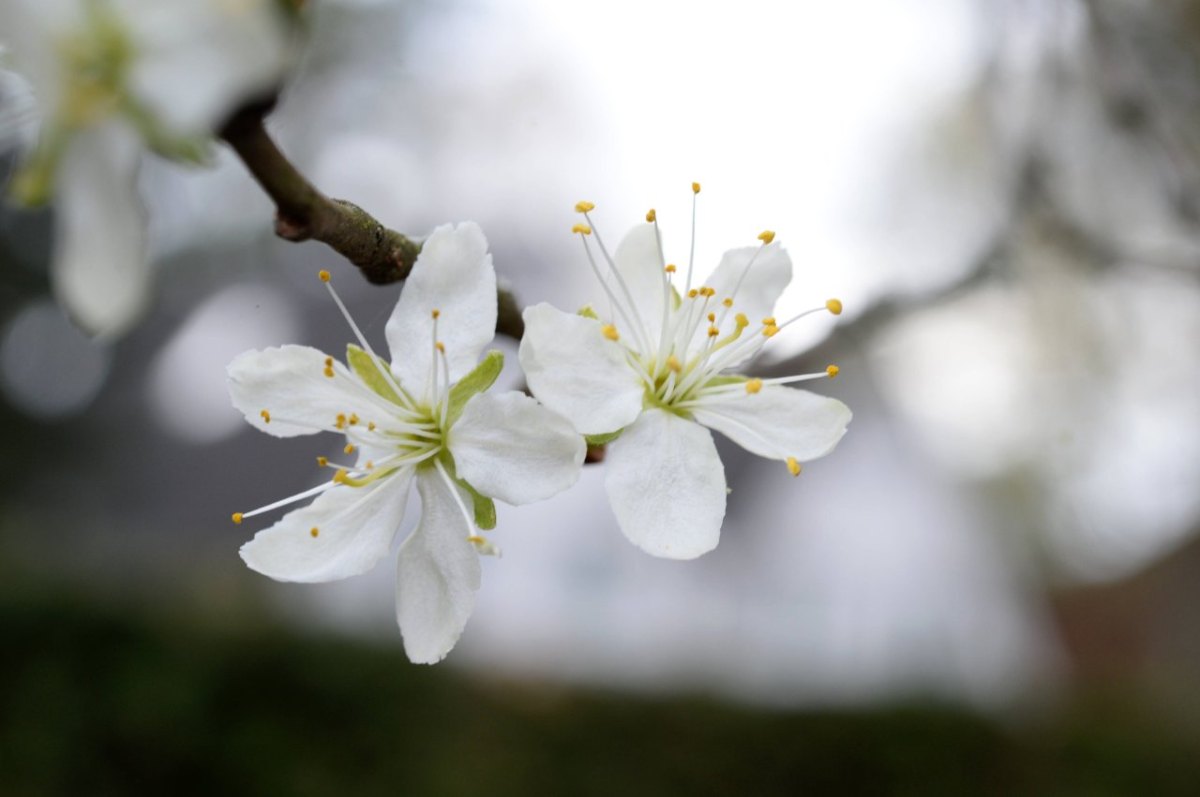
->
left=448, top=391, right=585, bottom=505
left=518, top=302, right=644, bottom=435
left=228, top=345, right=392, bottom=437
left=386, top=222, right=497, bottom=389
left=240, top=468, right=413, bottom=583
left=604, top=408, right=726, bottom=560
left=396, top=469, right=481, bottom=664
left=52, top=123, right=150, bottom=339
left=691, top=385, right=851, bottom=462
left=610, top=222, right=670, bottom=343
left=703, top=242, right=792, bottom=323
left=122, top=0, right=290, bottom=135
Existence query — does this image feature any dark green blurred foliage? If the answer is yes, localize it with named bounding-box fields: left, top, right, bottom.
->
left=1, top=577, right=1198, bottom=796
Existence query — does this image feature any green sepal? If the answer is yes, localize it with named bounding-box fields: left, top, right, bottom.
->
left=437, top=449, right=497, bottom=530
left=445, top=350, right=504, bottom=426
left=578, top=305, right=599, bottom=319
left=585, top=429, right=623, bottom=446
left=347, top=344, right=405, bottom=405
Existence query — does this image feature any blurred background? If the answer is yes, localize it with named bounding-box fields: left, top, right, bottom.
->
left=2, top=0, right=1200, bottom=792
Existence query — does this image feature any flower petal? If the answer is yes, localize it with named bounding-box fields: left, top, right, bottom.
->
left=239, top=467, right=413, bottom=583
left=691, top=385, right=851, bottom=462
left=228, top=345, right=392, bottom=437
left=703, top=241, right=792, bottom=325
left=448, top=391, right=585, bottom=505
left=395, top=468, right=481, bottom=664
left=610, top=222, right=669, bottom=343
left=518, top=302, right=644, bottom=435
left=386, top=222, right=497, bottom=389
left=52, top=123, right=149, bottom=339
left=604, top=408, right=726, bottom=560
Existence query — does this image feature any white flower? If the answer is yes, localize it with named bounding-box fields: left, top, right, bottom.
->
left=228, top=222, right=585, bottom=663
left=519, top=195, right=852, bottom=560
left=0, top=0, right=291, bottom=338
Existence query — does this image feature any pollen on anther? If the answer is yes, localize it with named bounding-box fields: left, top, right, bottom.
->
left=436, top=341, right=445, bottom=353
left=745, top=378, right=763, bottom=394
left=763, top=325, right=779, bottom=338
left=348, top=414, right=359, bottom=425
left=431, top=309, right=441, bottom=319
left=722, top=297, right=733, bottom=308
left=575, top=200, right=595, bottom=213
left=826, top=298, right=843, bottom=315
left=344, top=443, right=356, bottom=455
left=231, top=512, right=244, bottom=525
left=665, top=264, right=677, bottom=274
left=260, top=409, right=271, bottom=423
left=572, top=223, right=592, bottom=235
left=324, top=356, right=333, bottom=367
left=601, top=324, right=620, bottom=341
left=667, top=355, right=682, bottom=373
left=335, top=413, right=347, bottom=430
left=318, top=270, right=331, bottom=282
left=692, top=181, right=701, bottom=194
left=787, top=457, right=802, bottom=477
left=333, top=469, right=348, bottom=484
left=646, top=208, right=657, bottom=223
left=758, top=230, right=776, bottom=244
left=762, top=316, right=776, bottom=326
left=826, top=364, right=840, bottom=378
left=316, top=456, right=328, bottom=467
left=735, top=313, right=749, bottom=328
left=367, top=421, right=376, bottom=431
left=365, top=460, right=374, bottom=469
left=688, top=289, right=699, bottom=299
left=324, top=366, right=335, bottom=378
left=707, top=326, right=720, bottom=338
left=707, top=312, right=716, bottom=323
left=310, top=527, right=319, bottom=538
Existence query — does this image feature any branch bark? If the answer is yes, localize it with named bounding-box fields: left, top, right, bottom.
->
left=219, top=103, right=524, bottom=339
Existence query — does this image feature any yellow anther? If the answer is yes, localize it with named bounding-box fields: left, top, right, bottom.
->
left=826, top=364, right=840, bottom=378
left=688, top=289, right=699, bottom=299
left=787, top=457, right=802, bottom=477
left=735, top=313, right=749, bottom=328
left=467, top=535, right=486, bottom=545
left=707, top=326, right=720, bottom=338
left=601, top=324, right=620, bottom=341
left=310, top=527, right=319, bottom=538
left=665, top=264, right=677, bottom=274
left=763, top=325, right=779, bottom=338
left=745, top=378, right=763, bottom=394
left=231, top=512, right=244, bottom=525
left=436, top=341, right=445, bottom=353
left=335, top=413, right=346, bottom=430
left=431, top=309, right=441, bottom=319
left=324, top=366, right=335, bottom=378
left=318, top=270, right=331, bottom=282
left=758, top=230, right=776, bottom=244
left=316, top=456, right=328, bottom=467
left=572, top=223, right=593, bottom=235
left=365, top=461, right=374, bottom=469
left=348, top=414, right=359, bottom=425
left=646, top=208, right=657, bottom=223
left=707, top=312, right=716, bottom=323
left=692, top=181, right=701, bottom=194
left=367, top=422, right=376, bottom=431
left=826, top=298, right=843, bottom=315
left=701, top=286, right=715, bottom=297
left=667, top=355, right=683, bottom=373
left=722, top=298, right=734, bottom=308
left=324, top=356, right=333, bottom=367
left=575, top=200, right=595, bottom=213
left=260, top=409, right=271, bottom=424
left=344, top=443, right=356, bottom=455
left=762, top=317, right=776, bottom=326
left=334, top=469, right=348, bottom=484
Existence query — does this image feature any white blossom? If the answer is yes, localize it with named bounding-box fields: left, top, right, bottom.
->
left=519, top=195, right=851, bottom=560
left=228, top=223, right=585, bottom=663
left=0, top=0, right=291, bottom=338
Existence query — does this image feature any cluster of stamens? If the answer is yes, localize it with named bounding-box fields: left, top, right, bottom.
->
left=572, top=187, right=844, bottom=477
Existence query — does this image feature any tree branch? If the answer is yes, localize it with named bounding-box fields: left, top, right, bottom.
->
left=219, top=103, right=524, bottom=339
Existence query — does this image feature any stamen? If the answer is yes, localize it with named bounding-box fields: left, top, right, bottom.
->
left=436, top=341, right=445, bottom=353
left=826, top=298, right=843, bottom=315
left=316, top=456, right=328, bottom=467
left=667, top=355, right=682, bottom=373
left=826, top=365, right=840, bottom=378
left=692, top=182, right=701, bottom=194
left=260, top=409, right=271, bottom=424
left=665, top=264, right=676, bottom=274
left=318, top=270, right=331, bottom=282
left=762, top=325, right=779, bottom=337
left=575, top=200, right=595, bottom=213
left=344, top=443, right=356, bottom=455
left=688, top=289, right=699, bottom=299
left=432, top=309, right=441, bottom=319
left=434, top=459, right=480, bottom=541
left=348, top=413, right=359, bottom=425
left=321, top=272, right=414, bottom=410
left=707, top=312, right=716, bottom=322
left=707, top=326, right=720, bottom=337
left=231, top=513, right=243, bottom=524
left=581, top=214, right=653, bottom=353
left=686, top=183, right=699, bottom=291
left=758, top=230, right=775, bottom=244
left=722, top=298, right=733, bottom=307
left=787, top=457, right=802, bottom=477
left=646, top=208, right=657, bottom=222
left=367, top=422, right=376, bottom=431
left=601, top=324, right=620, bottom=341
left=735, top=313, right=749, bottom=328
left=762, top=317, right=776, bottom=326
left=572, top=223, right=592, bottom=235
left=745, top=378, right=763, bottom=394
left=237, top=480, right=339, bottom=521
left=335, top=413, right=346, bottom=430
left=310, top=527, right=320, bottom=538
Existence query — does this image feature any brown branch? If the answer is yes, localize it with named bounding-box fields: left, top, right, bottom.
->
left=219, top=102, right=524, bottom=339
